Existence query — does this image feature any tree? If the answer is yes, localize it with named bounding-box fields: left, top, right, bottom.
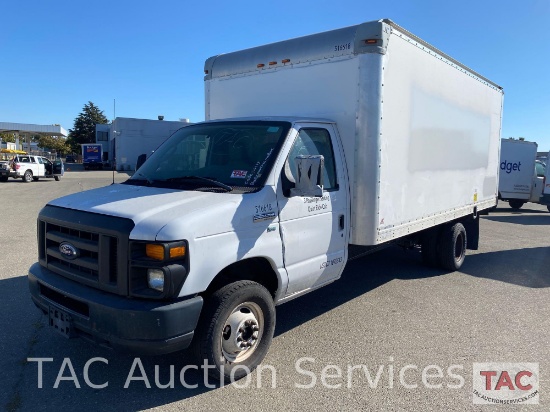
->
left=0, top=132, right=15, bottom=143
left=36, top=135, right=71, bottom=155
left=67, top=101, right=109, bottom=153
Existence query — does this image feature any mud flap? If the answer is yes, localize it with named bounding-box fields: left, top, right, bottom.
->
left=463, top=216, right=479, bottom=250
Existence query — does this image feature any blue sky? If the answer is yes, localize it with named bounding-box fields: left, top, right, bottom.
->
left=1, top=0, right=549, bottom=149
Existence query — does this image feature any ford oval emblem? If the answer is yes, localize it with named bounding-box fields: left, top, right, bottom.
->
left=59, top=242, right=79, bottom=260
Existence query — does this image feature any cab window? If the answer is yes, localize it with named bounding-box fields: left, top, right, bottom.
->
left=286, top=128, right=338, bottom=191
left=535, top=161, right=546, bottom=177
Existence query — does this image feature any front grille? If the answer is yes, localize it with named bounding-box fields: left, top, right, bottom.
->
left=44, top=224, right=117, bottom=284
left=38, top=206, right=134, bottom=295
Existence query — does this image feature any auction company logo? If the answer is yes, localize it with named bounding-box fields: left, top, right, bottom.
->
left=472, top=363, right=539, bottom=405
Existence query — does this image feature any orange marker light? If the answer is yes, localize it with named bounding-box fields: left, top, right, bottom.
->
left=257, top=63, right=265, bottom=68
left=365, top=39, right=377, bottom=44
left=146, top=244, right=165, bottom=260
left=169, top=246, right=186, bottom=258
left=269, top=61, right=277, bottom=66
left=282, top=59, right=291, bottom=64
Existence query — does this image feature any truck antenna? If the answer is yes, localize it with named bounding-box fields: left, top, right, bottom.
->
left=112, top=98, right=116, bottom=185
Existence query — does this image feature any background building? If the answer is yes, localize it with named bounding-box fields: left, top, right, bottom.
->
left=96, top=117, right=190, bottom=171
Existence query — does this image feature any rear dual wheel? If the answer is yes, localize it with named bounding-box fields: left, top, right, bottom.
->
left=439, top=223, right=467, bottom=271
left=421, top=222, right=467, bottom=271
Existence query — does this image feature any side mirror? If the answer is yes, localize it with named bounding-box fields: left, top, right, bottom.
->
left=290, top=155, right=324, bottom=197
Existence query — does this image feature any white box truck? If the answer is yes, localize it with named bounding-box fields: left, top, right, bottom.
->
left=498, top=138, right=550, bottom=210
left=28, top=19, right=503, bottom=381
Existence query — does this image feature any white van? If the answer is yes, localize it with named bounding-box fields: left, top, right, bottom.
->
left=498, top=138, right=550, bottom=211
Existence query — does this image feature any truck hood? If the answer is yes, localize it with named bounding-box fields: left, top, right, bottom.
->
left=48, top=183, right=267, bottom=241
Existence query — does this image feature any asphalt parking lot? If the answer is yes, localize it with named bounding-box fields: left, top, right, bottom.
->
left=1, top=170, right=549, bottom=411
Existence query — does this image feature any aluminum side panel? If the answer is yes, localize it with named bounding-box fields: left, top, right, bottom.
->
left=375, top=30, right=502, bottom=241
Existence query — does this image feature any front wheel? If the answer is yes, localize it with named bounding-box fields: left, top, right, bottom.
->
left=0, top=176, right=8, bottom=182
left=508, top=199, right=525, bottom=210
left=192, top=280, right=275, bottom=383
left=23, top=170, right=33, bottom=183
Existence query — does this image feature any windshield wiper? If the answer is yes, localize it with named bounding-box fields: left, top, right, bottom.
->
left=163, top=175, right=233, bottom=192
left=124, top=172, right=153, bottom=186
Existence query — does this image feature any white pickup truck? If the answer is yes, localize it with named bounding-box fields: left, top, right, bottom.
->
left=10, top=155, right=64, bottom=183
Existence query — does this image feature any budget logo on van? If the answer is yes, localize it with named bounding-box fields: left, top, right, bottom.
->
left=500, top=160, right=522, bottom=174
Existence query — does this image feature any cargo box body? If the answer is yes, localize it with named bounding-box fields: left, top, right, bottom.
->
left=205, top=19, right=503, bottom=246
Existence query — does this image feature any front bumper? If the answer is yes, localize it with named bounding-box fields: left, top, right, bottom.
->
left=28, top=262, right=203, bottom=355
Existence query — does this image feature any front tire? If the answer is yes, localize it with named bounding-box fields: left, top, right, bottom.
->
left=54, top=176, right=60, bottom=181
left=508, top=199, right=525, bottom=210
left=23, top=170, right=33, bottom=183
left=438, top=222, right=467, bottom=271
left=0, top=176, right=7, bottom=182
left=192, top=280, right=275, bottom=383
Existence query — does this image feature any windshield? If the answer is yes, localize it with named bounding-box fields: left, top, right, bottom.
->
left=124, top=121, right=291, bottom=192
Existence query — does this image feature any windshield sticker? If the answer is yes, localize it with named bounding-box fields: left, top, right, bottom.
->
left=231, top=170, right=248, bottom=179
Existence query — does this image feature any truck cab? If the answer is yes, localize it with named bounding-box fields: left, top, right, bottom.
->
left=29, top=119, right=349, bottom=377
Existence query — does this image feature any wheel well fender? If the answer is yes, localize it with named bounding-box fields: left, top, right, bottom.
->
left=204, top=257, right=280, bottom=300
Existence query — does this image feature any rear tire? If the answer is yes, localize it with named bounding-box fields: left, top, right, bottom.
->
left=508, top=199, right=525, bottom=210
left=23, top=170, right=33, bottom=183
left=192, top=280, right=275, bottom=383
left=547, top=205, right=550, bottom=213
left=54, top=176, right=60, bottom=181
left=0, top=176, right=8, bottom=182
left=438, top=222, right=467, bottom=271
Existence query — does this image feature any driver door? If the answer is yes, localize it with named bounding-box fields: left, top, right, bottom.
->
left=276, top=123, right=349, bottom=297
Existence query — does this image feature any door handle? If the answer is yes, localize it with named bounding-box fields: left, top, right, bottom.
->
left=339, top=214, right=345, bottom=231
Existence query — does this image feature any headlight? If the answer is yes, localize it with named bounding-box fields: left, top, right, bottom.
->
left=147, top=269, right=165, bottom=292
left=130, top=240, right=189, bottom=299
